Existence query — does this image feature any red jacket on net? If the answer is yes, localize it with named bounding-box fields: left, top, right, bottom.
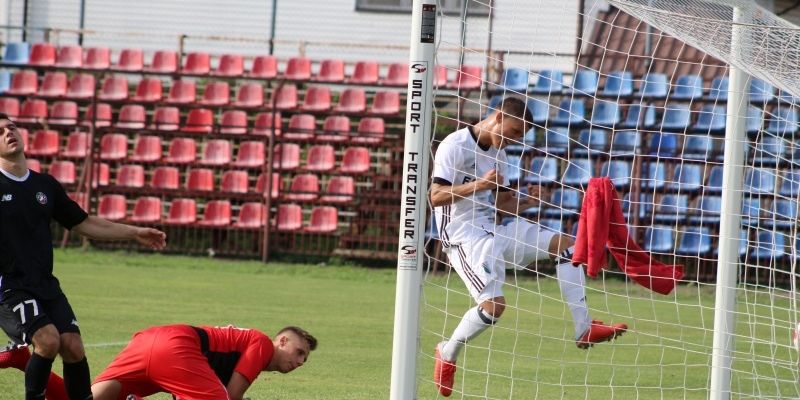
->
left=572, top=177, right=684, bottom=295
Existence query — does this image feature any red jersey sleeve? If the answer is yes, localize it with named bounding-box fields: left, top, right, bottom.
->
left=203, top=325, right=275, bottom=384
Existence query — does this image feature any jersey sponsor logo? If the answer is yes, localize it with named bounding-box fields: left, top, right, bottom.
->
left=0, top=194, right=11, bottom=202
left=35, top=192, right=47, bottom=205
left=71, top=319, right=79, bottom=327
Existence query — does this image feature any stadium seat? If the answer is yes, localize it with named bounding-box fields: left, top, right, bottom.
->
left=305, top=144, right=336, bottom=172
left=220, top=170, right=249, bottom=193
left=38, top=72, right=67, bottom=98
left=567, top=69, right=599, bottom=96
left=688, top=195, right=722, bottom=225
left=163, top=138, right=197, bottom=164
left=659, top=103, right=692, bottom=132
left=48, top=160, right=76, bottom=185
left=497, top=67, right=530, bottom=93
left=182, top=51, right=210, bottom=75
left=0, top=98, right=20, bottom=118
left=99, top=133, right=128, bottom=161
left=115, top=104, right=146, bottom=129
left=691, top=104, right=726, bottom=134
left=115, top=48, right=144, bottom=71
left=671, top=74, right=704, bottom=101
left=707, top=76, right=729, bottom=102
left=676, top=226, right=713, bottom=256
left=249, top=55, right=277, bottom=79
left=186, top=168, right=214, bottom=191
left=276, top=203, right=303, bottom=232
left=504, top=154, right=522, bottom=183
left=234, top=202, right=266, bottom=228
left=653, top=194, right=689, bottom=224
left=348, top=60, right=379, bottom=84
left=641, top=161, right=667, bottom=190
left=81, top=103, right=112, bottom=128
left=543, top=189, right=582, bottom=219
left=255, top=172, right=281, bottom=198
left=540, top=127, right=570, bottom=158
left=300, top=86, right=332, bottom=112
left=17, top=99, right=48, bottom=123
left=748, top=78, right=774, bottom=104
left=219, top=110, right=248, bottom=135
left=166, top=80, right=196, bottom=105
left=285, top=173, right=320, bottom=202
left=151, top=166, right=180, bottom=189
left=749, top=231, right=786, bottom=261
left=27, top=130, right=59, bottom=157
left=589, top=100, right=621, bottom=127
left=284, top=57, right=312, bottom=81
left=705, top=165, right=724, bottom=194
left=129, top=135, right=163, bottom=162
left=284, top=114, right=316, bottom=141
left=370, top=91, right=401, bottom=116
left=333, top=88, right=366, bottom=114
left=600, top=160, right=631, bottom=189
left=252, top=112, right=282, bottom=136
left=746, top=106, right=765, bottom=136
left=198, top=200, right=232, bottom=227
left=643, top=226, right=675, bottom=253
left=98, top=194, right=127, bottom=221
left=353, top=117, right=385, bottom=145
left=271, top=143, right=299, bottom=170
left=666, top=163, right=704, bottom=193
left=131, top=197, right=162, bottom=223
left=306, top=206, right=338, bottom=233
left=531, top=69, right=563, bottom=95
left=26, top=159, right=41, bottom=173
left=340, top=146, right=371, bottom=174
left=619, top=103, right=656, bottom=129
left=214, top=53, right=244, bottom=77
left=55, top=45, right=82, bottom=68
left=637, top=72, right=669, bottom=99
left=131, top=78, right=163, bottom=103
left=601, top=71, right=633, bottom=98
left=147, top=50, right=178, bottom=73
left=233, top=82, right=264, bottom=108
left=180, top=108, right=214, bottom=134
left=61, top=131, right=90, bottom=158
left=92, top=163, right=110, bottom=187
left=451, top=65, right=482, bottom=91
left=29, top=43, right=56, bottom=66
left=320, top=176, right=355, bottom=203
left=648, top=132, right=680, bottom=157
left=151, top=106, right=180, bottom=131
left=48, top=101, right=78, bottom=126
left=743, top=168, right=777, bottom=194
left=740, top=197, right=762, bottom=227
left=3, top=42, right=29, bottom=64
left=573, top=128, right=609, bottom=157
left=526, top=98, right=550, bottom=125
left=65, top=73, right=96, bottom=100
left=17, top=128, right=28, bottom=148
left=98, top=76, right=129, bottom=101
left=269, top=84, right=298, bottom=110
left=165, top=199, right=197, bottom=225
left=7, top=70, right=38, bottom=96
left=609, top=130, right=640, bottom=157
left=552, top=98, right=585, bottom=127
left=779, top=170, right=800, bottom=197
left=751, top=136, right=786, bottom=166
left=382, top=63, right=409, bottom=87
left=229, top=140, right=264, bottom=168
left=318, top=115, right=351, bottom=143
left=116, top=164, right=145, bottom=188
left=198, top=81, right=230, bottom=106
left=83, top=47, right=110, bottom=70
left=767, top=198, right=798, bottom=230
left=315, top=59, right=345, bottom=83
left=525, top=156, right=559, bottom=185
left=765, top=106, right=798, bottom=135
left=199, top=139, right=232, bottom=166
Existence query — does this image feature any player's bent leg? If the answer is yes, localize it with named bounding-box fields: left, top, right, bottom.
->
left=58, top=332, right=85, bottom=362
left=31, top=324, right=61, bottom=358
left=91, top=380, right=122, bottom=400
left=59, top=333, right=93, bottom=400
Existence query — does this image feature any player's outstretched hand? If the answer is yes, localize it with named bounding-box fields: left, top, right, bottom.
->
left=135, top=227, right=167, bottom=250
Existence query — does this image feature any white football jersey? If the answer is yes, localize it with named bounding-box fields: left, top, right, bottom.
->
left=432, top=127, right=509, bottom=247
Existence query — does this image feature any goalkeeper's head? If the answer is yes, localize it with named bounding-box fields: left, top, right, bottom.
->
left=267, top=326, right=318, bottom=374
left=483, top=97, right=533, bottom=149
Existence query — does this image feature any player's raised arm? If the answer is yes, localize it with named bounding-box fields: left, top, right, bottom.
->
left=72, top=216, right=166, bottom=250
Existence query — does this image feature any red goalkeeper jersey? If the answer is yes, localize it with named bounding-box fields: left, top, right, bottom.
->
left=198, top=325, right=275, bottom=384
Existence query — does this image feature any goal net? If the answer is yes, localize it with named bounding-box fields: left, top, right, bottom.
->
left=400, top=0, right=800, bottom=398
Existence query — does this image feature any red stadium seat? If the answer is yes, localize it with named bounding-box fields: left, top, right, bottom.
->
left=38, top=72, right=67, bottom=98
left=333, top=88, right=366, bottom=114
left=0, top=97, right=20, bottom=118
left=18, top=128, right=28, bottom=148
left=285, top=173, right=319, bottom=202
left=55, top=45, right=82, bottom=68
left=129, top=135, right=163, bottom=162
left=147, top=50, right=178, bottom=73
left=275, top=203, right=303, bottom=231
left=434, top=65, right=448, bottom=88
left=82, top=103, right=112, bottom=128
left=219, top=110, right=248, bottom=135
left=220, top=170, right=249, bottom=193
left=27, top=130, right=59, bottom=157
left=305, top=145, right=335, bottom=172
left=99, top=133, right=128, bottom=161
left=115, top=48, right=144, bottom=71
left=115, top=104, right=146, bottom=129
left=65, top=73, right=96, bottom=100
left=317, top=115, right=350, bottom=143
left=151, top=166, right=180, bottom=189
left=284, top=114, right=316, bottom=141
left=151, top=107, right=180, bottom=131
left=233, top=83, right=264, bottom=108
left=7, top=70, right=38, bottom=96
left=215, top=53, right=244, bottom=77
left=315, top=59, right=345, bottom=83
left=83, top=47, right=110, bottom=70
left=48, top=160, right=76, bottom=184
left=284, top=57, right=311, bottom=81
left=26, top=158, right=41, bottom=173
left=163, top=138, right=197, bottom=164
left=381, top=63, right=409, bottom=87
left=272, top=143, right=300, bottom=170
left=252, top=112, right=281, bottom=137
left=300, top=86, right=331, bottom=112
left=340, top=146, right=370, bottom=174
left=166, top=80, right=196, bottom=105
left=116, top=164, right=145, bottom=188
left=186, top=168, right=214, bottom=192
left=198, top=200, right=232, bottom=227
left=269, top=84, right=297, bottom=110
left=17, top=99, right=48, bottom=123
left=61, top=131, right=90, bottom=158
left=131, top=78, right=163, bottom=103
left=249, top=55, right=277, bottom=79
left=92, top=163, right=110, bottom=187
left=131, top=197, right=162, bottom=223
left=451, top=65, right=483, bottom=90
left=199, top=139, right=232, bottom=166
left=231, top=141, right=265, bottom=168
left=353, top=117, right=385, bottom=144
left=349, top=61, right=379, bottom=84
left=255, top=172, right=280, bottom=199
left=98, top=76, right=129, bottom=101
left=234, top=202, right=266, bottom=228
left=180, top=108, right=214, bottom=134
left=320, top=176, right=355, bottom=203
left=306, top=206, right=338, bottom=233
left=182, top=52, right=210, bottom=75
left=165, top=198, right=197, bottom=225
left=370, top=91, right=401, bottom=116
left=98, top=194, right=127, bottom=221
left=199, top=81, right=230, bottom=106
left=48, top=101, right=78, bottom=126
left=29, top=43, right=56, bottom=66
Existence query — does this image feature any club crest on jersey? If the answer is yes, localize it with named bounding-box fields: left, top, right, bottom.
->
left=1, top=194, right=11, bottom=202
left=35, top=192, right=47, bottom=205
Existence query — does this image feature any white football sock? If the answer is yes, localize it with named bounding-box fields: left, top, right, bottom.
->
left=440, top=306, right=498, bottom=361
left=556, top=246, right=591, bottom=339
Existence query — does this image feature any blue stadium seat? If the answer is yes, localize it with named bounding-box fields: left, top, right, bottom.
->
left=766, top=198, right=797, bottom=230
left=748, top=78, right=774, bottom=104
left=600, top=160, right=631, bottom=189
left=541, top=127, right=571, bottom=156
left=777, top=90, right=800, bottom=105
left=749, top=231, right=786, bottom=261
left=0, top=70, right=10, bottom=94
left=707, top=76, right=729, bottom=102
left=671, top=74, right=704, bottom=101
left=743, top=168, right=777, bottom=194
left=740, top=197, right=762, bottom=227
left=425, top=213, right=439, bottom=241
left=562, top=158, right=593, bottom=188
left=602, top=70, right=634, bottom=98
left=659, top=103, right=692, bottom=132
left=654, top=194, right=690, bottom=224
left=573, top=128, right=609, bottom=157
left=568, top=69, right=599, bottom=96
left=543, top=189, right=582, bottom=219
left=688, top=195, right=722, bottom=225
left=765, top=106, right=798, bottom=135
left=505, top=154, right=523, bottom=183
left=739, top=230, right=749, bottom=258
left=504, top=128, right=536, bottom=155
left=746, top=106, right=765, bottom=136
left=552, top=98, right=585, bottom=127
left=527, top=98, right=550, bottom=125
left=619, top=103, right=656, bottom=129
left=641, top=161, right=667, bottom=190
left=751, top=136, right=786, bottom=166
left=706, top=165, right=724, bottom=194
left=525, top=156, right=559, bottom=185
left=531, top=69, right=564, bottom=95
left=643, top=226, right=675, bottom=253
left=666, top=163, right=704, bottom=193
left=485, top=95, right=504, bottom=118
left=499, top=67, right=530, bottom=93
left=779, top=170, right=800, bottom=197
left=590, top=99, right=621, bottom=127
left=692, top=104, right=726, bottom=134
left=683, top=135, right=717, bottom=161
left=637, top=72, right=669, bottom=99
left=676, top=226, right=713, bottom=256
left=609, top=130, right=640, bottom=157
left=648, top=132, right=681, bottom=157
left=621, top=193, right=651, bottom=221
left=2, top=42, right=30, bottom=64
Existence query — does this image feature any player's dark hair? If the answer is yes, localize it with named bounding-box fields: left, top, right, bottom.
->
left=278, top=326, right=318, bottom=351
left=498, top=97, right=533, bottom=126
left=0, top=113, right=10, bottom=122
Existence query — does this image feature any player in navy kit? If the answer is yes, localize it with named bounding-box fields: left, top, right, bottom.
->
left=0, top=114, right=167, bottom=400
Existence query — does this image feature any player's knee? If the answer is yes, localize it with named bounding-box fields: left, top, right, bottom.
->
left=480, top=298, right=506, bottom=318
left=549, top=234, right=575, bottom=260
left=91, top=380, right=121, bottom=400
left=31, top=325, right=60, bottom=358
left=58, top=333, right=86, bottom=362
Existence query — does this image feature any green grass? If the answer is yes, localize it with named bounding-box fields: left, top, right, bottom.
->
left=0, top=249, right=797, bottom=399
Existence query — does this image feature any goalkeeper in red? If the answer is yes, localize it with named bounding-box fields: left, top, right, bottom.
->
left=430, top=97, right=627, bottom=397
